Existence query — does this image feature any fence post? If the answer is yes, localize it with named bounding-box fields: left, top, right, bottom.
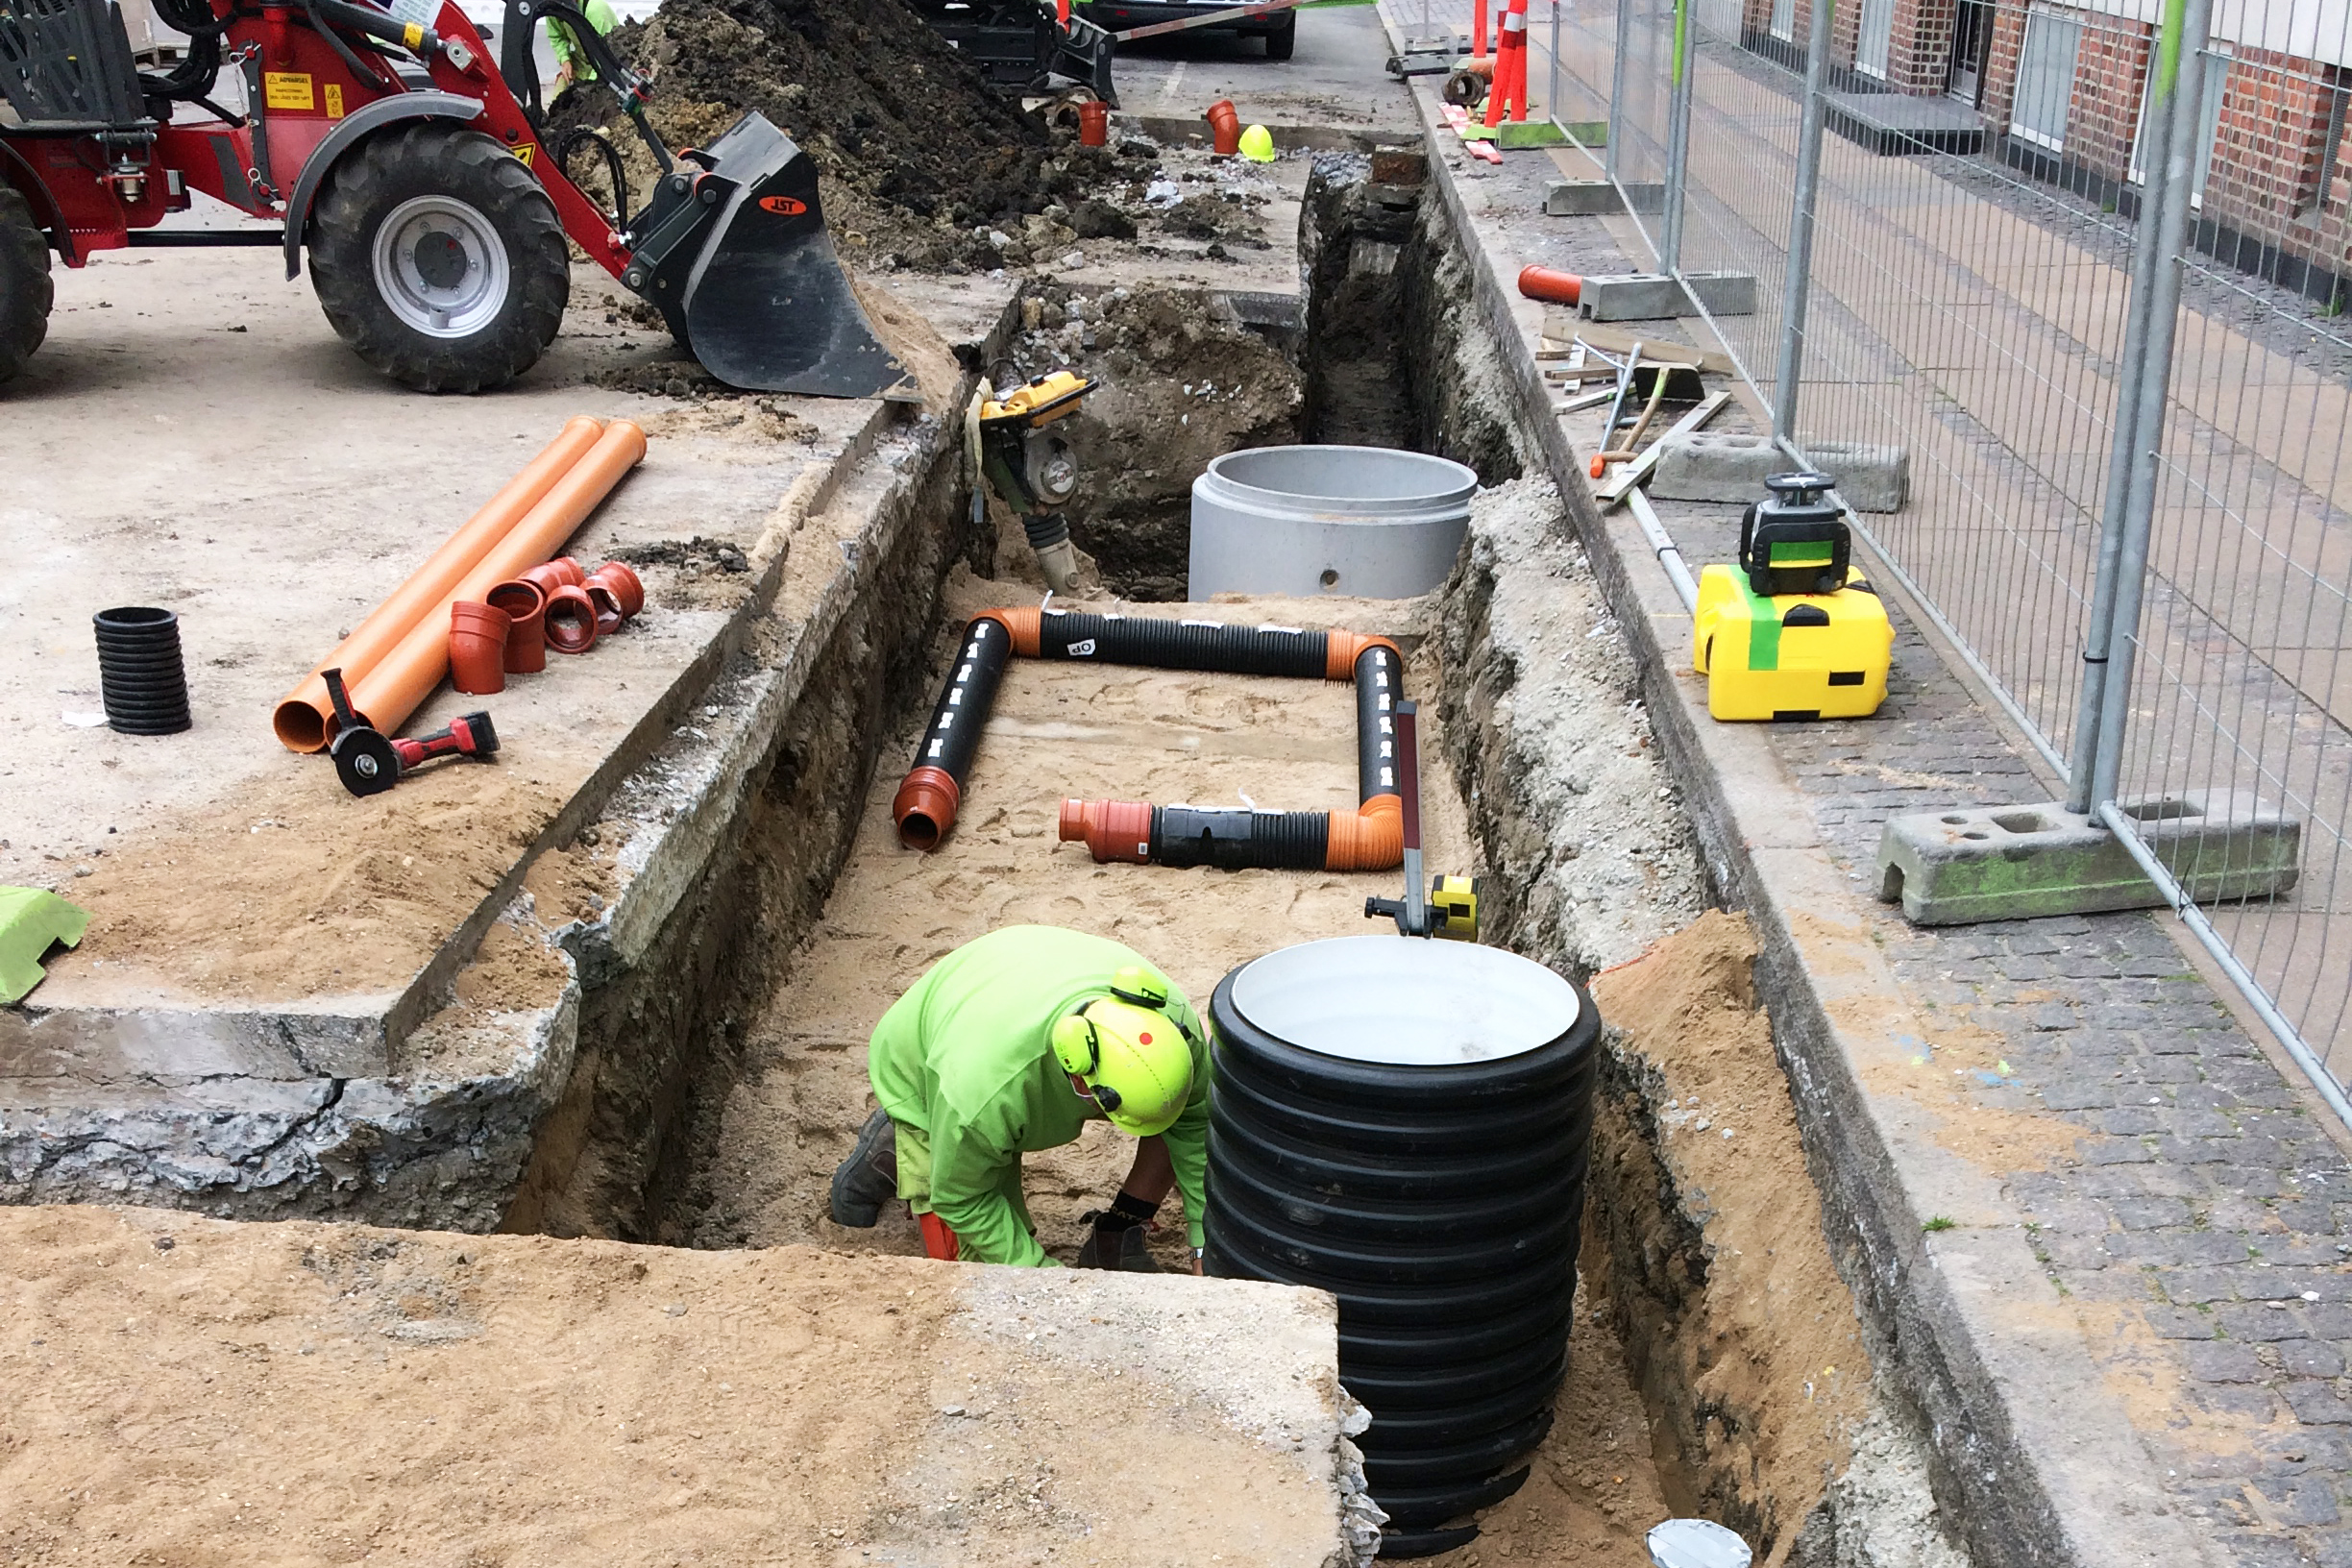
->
left=1660, top=0, right=1694, bottom=269
left=1606, top=0, right=1631, bottom=179
left=2064, top=0, right=2193, bottom=809
left=2084, top=0, right=2210, bottom=811
left=1770, top=0, right=1834, bottom=440
left=1548, top=0, right=1561, bottom=125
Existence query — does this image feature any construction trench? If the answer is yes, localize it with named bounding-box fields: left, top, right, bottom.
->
left=0, top=139, right=1976, bottom=1568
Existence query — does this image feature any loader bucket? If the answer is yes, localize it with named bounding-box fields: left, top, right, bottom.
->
left=649, top=113, right=917, bottom=400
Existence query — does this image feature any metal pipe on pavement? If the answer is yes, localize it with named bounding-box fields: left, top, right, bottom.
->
left=1771, top=0, right=1835, bottom=441
left=1624, top=486, right=1701, bottom=612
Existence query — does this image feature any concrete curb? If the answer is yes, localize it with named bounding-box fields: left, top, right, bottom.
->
left=1396, top=66, right=2224, bottom=1568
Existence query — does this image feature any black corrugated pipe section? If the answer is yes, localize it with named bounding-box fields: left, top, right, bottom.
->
left=890, top=616, right=1015, bottom=851
left=1146, top=806, right=1330, bottom=870
left=1203, top=937, right=1600, bottom=1559
left=1356, top=644, right=1404, bottom=802
left=1033, top=609, right=1332, bottom=677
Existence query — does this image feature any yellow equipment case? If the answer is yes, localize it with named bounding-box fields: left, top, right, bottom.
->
left=1690, top=472, right=1894, bottom=722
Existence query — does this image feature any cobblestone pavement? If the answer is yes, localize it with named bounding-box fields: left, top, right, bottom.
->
left=1664, top=493, right=2352, bottom=1565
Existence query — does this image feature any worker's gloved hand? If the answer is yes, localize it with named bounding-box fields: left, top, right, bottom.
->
left=1073, top=1191, right=1163, bottom=1272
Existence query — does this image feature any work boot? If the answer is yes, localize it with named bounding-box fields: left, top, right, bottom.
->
left=1073, top=1213, right=1163, bottom=1272
left=829, top=1107, right=898, bottom=1228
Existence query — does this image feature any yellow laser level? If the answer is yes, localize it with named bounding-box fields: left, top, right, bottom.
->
left=1691, top=473, right=1893, bottom=723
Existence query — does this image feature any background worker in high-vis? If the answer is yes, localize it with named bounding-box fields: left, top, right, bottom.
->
left=829, top=924, right=1209, bottom=1273
left=547, top=0, right=619, bottom=91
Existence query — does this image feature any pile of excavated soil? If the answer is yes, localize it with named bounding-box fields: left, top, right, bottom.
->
left=551, top=0, right=1168, bottom=271
left=1002, top=283, right=1303, bottom=600
left=0, top=1205, right=1359, bottom=1567
left=1578, top=911, right=1875, bottom=1563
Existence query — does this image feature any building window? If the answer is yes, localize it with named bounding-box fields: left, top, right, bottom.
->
left=2123, top=42, right=2228, bottom=199
left=2012, top=8, right=2083, bottom=151
left=2316, top=77, right=2351, bottom=215
left=1856, top=0, right=1895, bottom=79
left=1770, top=0, right=1794, bottom=44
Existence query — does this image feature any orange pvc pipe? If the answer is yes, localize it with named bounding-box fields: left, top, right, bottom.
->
left=274, top=416, right=606, bottom=752
left=340, top=420, right=648, bottom=742
left=1517, top=266, right=1583, bottom=306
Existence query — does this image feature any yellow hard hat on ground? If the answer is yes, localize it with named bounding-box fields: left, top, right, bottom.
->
left=1238, top=124, right=1277, bottom=163
left=1051, top=996, right=1193, bottom=1137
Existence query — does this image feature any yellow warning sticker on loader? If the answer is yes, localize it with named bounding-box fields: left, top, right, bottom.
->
left=263, top=71, right=314, bottom=110
left=323, top=83, right=345, bottom=118
left=510, top=144, right=535, bottom=166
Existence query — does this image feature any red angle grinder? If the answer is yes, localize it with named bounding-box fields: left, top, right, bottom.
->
left=321, top=668, right=500, bottom=797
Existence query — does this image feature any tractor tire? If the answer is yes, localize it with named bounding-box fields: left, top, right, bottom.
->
left=307, top=122, right=568, bottom=394
left=0, top=185, right=54, bottom=386
left=1263, top=12, right=1297, bottom=59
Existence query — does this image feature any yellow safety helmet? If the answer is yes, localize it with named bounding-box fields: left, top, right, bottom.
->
left=1238, top=124, right=1276, bottom=163
left=1051, top=991, right=1193, bottom=1137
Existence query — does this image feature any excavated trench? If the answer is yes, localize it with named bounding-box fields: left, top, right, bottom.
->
left=506, top=151, right=1965, bottom=1566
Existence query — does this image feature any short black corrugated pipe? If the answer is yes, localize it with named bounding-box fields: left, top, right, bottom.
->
left=1031, top=609, right=1333, bottom=676
left=92, top=606, right=192, bottom=736
left=1203, top=935, right=1599, bottom=1558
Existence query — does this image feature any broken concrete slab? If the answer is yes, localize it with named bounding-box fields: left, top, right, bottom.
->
left=1651, top=431, right=1911, bottom=513
left=1571, top=271, right=1759, bottom=321
left=1544, top=179, right=1666, bottom=216
left=1875, top=795, right=2302, bottom=925
left=0, top=1205, right=1376, bottom=1566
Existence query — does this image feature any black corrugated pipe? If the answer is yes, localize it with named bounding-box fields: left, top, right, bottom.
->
left=1356, top=642, right=1404, bottom=803
left=891, top=615, right=1015, bottom=849
left=1203, top=936, right=1601, bottom=1558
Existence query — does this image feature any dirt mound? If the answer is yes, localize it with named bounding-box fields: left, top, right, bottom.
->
left=552, top=0, right=1163, bottom=270
left=1004, top=283, right=1303, bottom=599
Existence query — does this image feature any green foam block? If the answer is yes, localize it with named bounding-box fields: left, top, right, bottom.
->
left=0, top=887, right=90, bottom=1005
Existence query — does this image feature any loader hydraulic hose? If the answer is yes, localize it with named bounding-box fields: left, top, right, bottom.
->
left=893, top=615, right=1016, bottom=849
left=274, top=416, right=606, bottom=752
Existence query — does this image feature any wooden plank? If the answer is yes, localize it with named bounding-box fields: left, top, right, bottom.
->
left=1535, top=317, right=1735, bottom=375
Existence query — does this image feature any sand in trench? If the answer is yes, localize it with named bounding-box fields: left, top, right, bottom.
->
left=684, top=572, right=1676, bottom=1561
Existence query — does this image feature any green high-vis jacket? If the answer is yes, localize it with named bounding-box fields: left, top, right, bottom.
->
left=868, top=925, right=1210, bottom=1267
left=548, top=0, right=618, bottom=81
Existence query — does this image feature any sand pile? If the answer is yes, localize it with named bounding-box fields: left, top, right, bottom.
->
left=554, top=0, right=1164, bottom=269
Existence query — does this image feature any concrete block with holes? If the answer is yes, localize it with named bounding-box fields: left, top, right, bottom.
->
left=1875, top=793, right=2304, bottom=925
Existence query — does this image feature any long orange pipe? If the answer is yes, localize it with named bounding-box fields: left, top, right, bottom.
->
left=339, top=420, right=649, bottom=744
left=274, top=417, right=608, bottom=752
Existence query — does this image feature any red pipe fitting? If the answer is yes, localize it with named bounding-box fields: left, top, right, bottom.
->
left=587, top=560, right=645, bottom=619
left=894, top=766, right=963, bottom=851
left=486, top=579, right=547, bottom=674
left=1205, top=99, right=1241, bottom=157
left=543, top=583, right=599, bottom=654
left=520, top=557, right=586, bottom=600
left=1060, top=798, right=1155, bottom=865
left=448, top=600, right=511, bottom=696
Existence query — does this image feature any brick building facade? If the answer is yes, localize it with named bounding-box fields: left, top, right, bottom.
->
left=1735, top=0, right=2352, bottom=301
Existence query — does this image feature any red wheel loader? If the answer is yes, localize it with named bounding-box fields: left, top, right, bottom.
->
left=0, top=0, right=914, bottom=395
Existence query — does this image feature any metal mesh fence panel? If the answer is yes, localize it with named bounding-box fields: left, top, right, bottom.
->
left=1394, top=0, right=2352, bottom=1097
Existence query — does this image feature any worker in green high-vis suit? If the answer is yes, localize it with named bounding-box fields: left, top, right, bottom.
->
left=830, top=925, right=1209, bottom=1273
